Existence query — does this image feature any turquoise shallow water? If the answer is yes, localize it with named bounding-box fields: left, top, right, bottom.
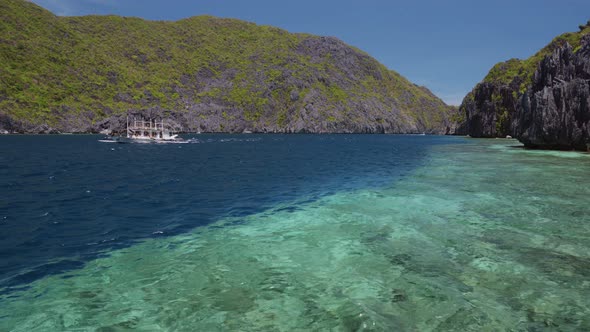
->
left=2, top=137, right=590, bottom=331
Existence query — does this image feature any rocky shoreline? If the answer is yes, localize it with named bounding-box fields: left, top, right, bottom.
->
left=457, top=30, right=590, bottom=151
left=1, top=1, right=456, bottom=138
left=514, top=36, right=590, bottom=150
left=0, top=105, right=457, bottom=136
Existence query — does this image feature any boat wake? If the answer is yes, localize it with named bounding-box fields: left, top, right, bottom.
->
left=98, top=137, right=201, bottom=144
left=98, top=137, right=264, bottom=144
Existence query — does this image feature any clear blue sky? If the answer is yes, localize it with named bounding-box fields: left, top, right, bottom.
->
left=31, top=0, right=590, bottom=105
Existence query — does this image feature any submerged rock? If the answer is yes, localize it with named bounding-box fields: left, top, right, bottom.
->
left=211, top=287, right=256, bottom=313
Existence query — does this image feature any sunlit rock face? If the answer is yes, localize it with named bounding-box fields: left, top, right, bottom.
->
left=0, top=0, right=456, bottom=135
left=458, top=24, right=590, bottom=150
left=515, top=35, right=590, bottom=150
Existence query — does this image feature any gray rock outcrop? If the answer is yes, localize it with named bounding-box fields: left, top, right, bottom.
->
left=457, top=81, right=519, bottom=137
left=515, top=35, right=590, bottom=150
left=457, top=30, right=590, bottom=151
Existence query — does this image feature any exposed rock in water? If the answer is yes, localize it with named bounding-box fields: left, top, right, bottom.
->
left=456, top=23, right=590, bottom=150
left=515, top=35, right=590, bottom=150
left=457, top=81, right=519, bottom=138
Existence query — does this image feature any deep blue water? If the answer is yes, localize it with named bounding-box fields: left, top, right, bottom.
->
left=0, top=134, right=459, bottom=291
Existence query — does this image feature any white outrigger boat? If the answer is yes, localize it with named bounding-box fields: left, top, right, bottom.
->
left=100, top=116, right=188, bottom=144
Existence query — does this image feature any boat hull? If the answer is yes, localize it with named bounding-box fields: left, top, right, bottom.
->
left=99, top=137, right=189, bottom=144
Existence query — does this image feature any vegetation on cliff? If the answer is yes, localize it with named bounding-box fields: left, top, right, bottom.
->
left=484, top=24, right=590, bottom=89
left=0, top=0, right=454, bottom=134
left=458, top=22, right=590, bottom=138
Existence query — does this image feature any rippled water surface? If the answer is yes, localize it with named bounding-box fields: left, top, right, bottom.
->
left=1, top=135, right=590, bottom=331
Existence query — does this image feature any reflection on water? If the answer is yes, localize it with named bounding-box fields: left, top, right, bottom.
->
left=1, top=138, right=590, bottom=330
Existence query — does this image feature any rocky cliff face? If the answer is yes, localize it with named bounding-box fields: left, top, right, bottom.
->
left=515, top=35, right=590, bottom=150
left=0, top=0, right=455, bottom=135
left=457, top=23, right=590, bottom=150
left=457, top=79, right=520, bottom=137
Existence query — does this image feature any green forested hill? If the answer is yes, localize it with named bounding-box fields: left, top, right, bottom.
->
left=0, top=0, right=455, bottom=133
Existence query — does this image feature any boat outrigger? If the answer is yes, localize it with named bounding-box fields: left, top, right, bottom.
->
left=100, top=116, right=188, bottom=144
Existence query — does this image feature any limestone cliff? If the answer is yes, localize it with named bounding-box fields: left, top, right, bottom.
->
left=0, top=0, right=455, bottom=134
left=515, top=35, right=590, bottom=150
left=457, top=22, right=590, bottom=150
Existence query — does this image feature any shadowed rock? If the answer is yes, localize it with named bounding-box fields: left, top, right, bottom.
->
left=515, top=35, right=590, bottom=150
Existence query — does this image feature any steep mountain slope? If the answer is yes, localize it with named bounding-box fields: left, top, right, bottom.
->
left=457, top=22, right=590, bottom=146
left=514, top=34, right=590, bottom=150
left=0, top=0, right=455, bottom=134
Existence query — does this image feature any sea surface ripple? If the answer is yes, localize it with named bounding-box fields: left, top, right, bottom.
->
left=0, top=134, right=444, bottom=289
